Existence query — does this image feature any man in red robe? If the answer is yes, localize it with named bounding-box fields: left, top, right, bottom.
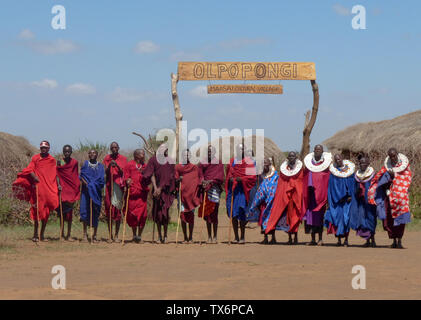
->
left=142, top=143, right=175, bottom=244
left=175, top=149, right=202, bottom=243
left=12, top=141, right=59, bottom=242
left=198, top=145, right=225, bottom=244
left=103, top=141, right=127, bottom=243
left=124, top=149, right=149, bottom=243
left=225, top=143, right=256, bottom=244
left=267, top=151, right=304, bottom=245
left=56, top=145, right=80, bottom=241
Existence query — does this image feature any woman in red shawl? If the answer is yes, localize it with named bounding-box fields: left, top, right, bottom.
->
left=175, top=149, right=202, bottom=243
left=267, top=151, right=304, bottom=245
left=12, top=141, right=59, bottom=242
left=198, top=145, right=225, bottom=244
left=56, top=145, right=80, bottom=241
left=225, top=143, right=256, bottom=244
left=367, top=148, right=412, bottom=249
left=124, top=149, right=149, bottom=243
left=302, top=145, right=331, bottom=246
left=103, top=142, right=127, bottom=243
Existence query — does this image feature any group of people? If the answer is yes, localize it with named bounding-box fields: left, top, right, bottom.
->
left=12, top=140, right=413, bottom=249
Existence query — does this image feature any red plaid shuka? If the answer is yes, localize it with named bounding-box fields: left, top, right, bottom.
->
left=368, top=165, right=412, bottom=218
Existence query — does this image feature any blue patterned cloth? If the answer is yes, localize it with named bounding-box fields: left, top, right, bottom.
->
left=246, top=172, right=286, bottom=232
left=349, top=176, right=377, bottom=236
left=80, top=161, right=105, bottom=227
left=324, top=173, right=356, bottom=236
left=226, top=159, right=255, bottom=222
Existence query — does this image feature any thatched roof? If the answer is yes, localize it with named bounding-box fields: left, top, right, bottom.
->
left=323, top=110, right=421, bottom=157
left=0, top=132, right=37, bottom=171
left=193, top=135, right=284, bottom=167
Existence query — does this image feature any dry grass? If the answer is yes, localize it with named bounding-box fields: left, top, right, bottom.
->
left=0, top=132, right=37, bottom=225
left=323, top=110, right=421, bottom=157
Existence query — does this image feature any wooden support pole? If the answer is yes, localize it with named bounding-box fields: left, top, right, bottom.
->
left=171, top=73, right=183, bottom=163
left=300, top=80, right=319, bottom=159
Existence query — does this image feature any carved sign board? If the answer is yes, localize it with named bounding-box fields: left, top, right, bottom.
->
left=178, top=62, right=316, bottom=81
left=208, top=84, right=283, bottom=94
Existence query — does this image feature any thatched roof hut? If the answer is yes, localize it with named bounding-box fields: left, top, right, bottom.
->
left=323, top=111, right=421, bottom=190
left=323, top=110, right=421, bottom=159
left=0, top=132, right=37, bottom=171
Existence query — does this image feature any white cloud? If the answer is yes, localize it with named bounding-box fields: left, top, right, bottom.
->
left=134, top=41, right=159, bottom=53
left=66, top=83, right=96, bottom=95
left=108, top=87, right=150, bottom=103
left=30, top=79, right=58, bottom=89
left=18, top=29, right=35, bottom=40
left=333, top=4, right=351, bottom=16
left=17, top=29, right=78, bottom=55
left=28, top=39, right=79, bottom=55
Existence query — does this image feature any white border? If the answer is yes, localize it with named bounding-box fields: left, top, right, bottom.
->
left=280, top=159, right=303, bottom=177
left=329, top=159, right=355, bottom=178
left=304, top=152, right=332, bottom=172
left=355, top=166, right=374, bottom=182
left=384, top=153, right=409, bottom=173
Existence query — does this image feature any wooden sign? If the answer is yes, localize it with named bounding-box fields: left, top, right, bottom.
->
left=178, top=62, right=316, bottom=81
left=208, top=84, right=283, bottom=94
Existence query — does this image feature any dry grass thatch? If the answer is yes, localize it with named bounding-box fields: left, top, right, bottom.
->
left=323, top=110, right=421, bottom=158
left=0, top=132, right=37, bottom=171
left=0, top=132, right=38, bottom=225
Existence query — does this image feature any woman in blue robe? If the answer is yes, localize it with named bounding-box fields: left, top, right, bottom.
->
left=324, top=154, right=356, bottom=247
left=349, top=156, right=377, bottom=247
left=247, top=158, right=283, bottom=244
left=80, top=149, right=105, bottom=242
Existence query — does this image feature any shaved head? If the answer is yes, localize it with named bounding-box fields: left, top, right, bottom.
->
left=134, top=149, right=144, bottom=156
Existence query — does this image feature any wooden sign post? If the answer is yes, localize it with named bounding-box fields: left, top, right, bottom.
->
left=178, top=62, right=316, bottom=81
left=170, top=61, right=319, bottom=162
left=208, top=84, right=283, bottom=94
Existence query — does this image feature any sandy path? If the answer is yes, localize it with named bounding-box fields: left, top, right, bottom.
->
left=1, top=220, right=420, bottom=300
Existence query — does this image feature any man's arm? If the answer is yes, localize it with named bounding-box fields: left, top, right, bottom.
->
left=56, top=176, right=62, bottom=192
left=151, top=175, right=161, bottom=198
left=30, top=172, right=40, bottom=184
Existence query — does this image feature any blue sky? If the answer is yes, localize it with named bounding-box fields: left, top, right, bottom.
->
left=0, top=1, right=420, bottom=153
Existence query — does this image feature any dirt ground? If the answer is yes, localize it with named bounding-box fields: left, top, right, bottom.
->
left=1, top=217, right=420, bottom=300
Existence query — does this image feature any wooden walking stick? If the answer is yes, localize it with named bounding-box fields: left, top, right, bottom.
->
left=35, top=185, right=41, bottom=245
left=122, top=187, right=130, bottom=246
left=59, top=191, right=64, bottom=241
left=90, top=199, right=93, bottom=245
left=108, top=171, right=113, bottom=242
left=199, top=191, right=207, bottom=245
left=175, top=181, right=182, bottom=246
left=152, top=195, right=156, bottom=243
left=228, top=183, right=234, bottom=245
